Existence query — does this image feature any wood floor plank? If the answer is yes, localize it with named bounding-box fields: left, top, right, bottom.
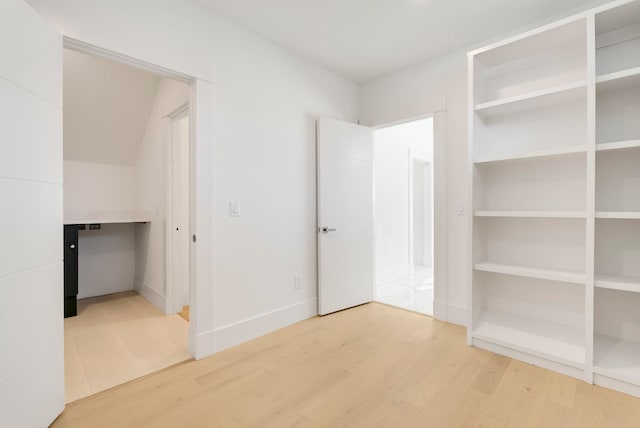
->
left=471, top=353, right=510, bottom=395
left=479, top=359, right=530, bottom=426
left=53, top=303, right=640, bottom=427
left=64, top=291, right=191, bottom=403
left=63, top=332, right=92, bottom=403
left=537, top=402, right=580, bottom=428
left=504, top=363, right=553, bottom=428
left=546, top=372, right=577, bottom=409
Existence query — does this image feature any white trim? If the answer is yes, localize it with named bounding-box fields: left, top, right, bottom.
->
left=134, top=278, right=167, bottom=313
left=63, top=38, right=194, bottom=83
left=585, top=11, right=597, bottom=385
left=408, top=149, right=414, bottom=271
left=432, top=111, right=448, bottom=323
left=433, top=299, right=448, bottom=321
left=195, top=298, right=318, bottom=356
left=472, top=338, right=584, bottom=380
left=190, top=79, right=215, bottom=360
left=594, top=374, right=640, bottom=399
left=446, top=302, right=467, bottom=327
left=163, top=102, right=190, bottom=120
left=371, top=111, right=445, bottom=130
left=466, top=51, right=475, bottom=346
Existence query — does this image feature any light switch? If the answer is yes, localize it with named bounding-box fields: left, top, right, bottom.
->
left=229, top=201, right=240, bottom=217
left=456, top=202, right=466, bottom=216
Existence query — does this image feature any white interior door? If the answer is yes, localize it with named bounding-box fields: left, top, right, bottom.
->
left=0, top=1, right=64, bottom=426
left=317, top=117, right=374, bottom=315
left=170, top=111, right=191, bottom=313
left=0, top=0, right=64, bottom=427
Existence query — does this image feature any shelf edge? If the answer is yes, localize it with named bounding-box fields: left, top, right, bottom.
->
left=475, top=80, right=587, bottom=113
left=475, top=147, right=587, bottom=164
left=474, top=262, right=586, bottom=284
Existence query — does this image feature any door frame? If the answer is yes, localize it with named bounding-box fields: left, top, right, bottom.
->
left=372, top=111, right=447, bottom=321
left=165, top=103, right=191, bottom=315
left=63, top=37, right=215, bottom=359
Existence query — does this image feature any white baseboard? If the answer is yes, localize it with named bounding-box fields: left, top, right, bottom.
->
left=446, top=302, right=466, bottom=327
left=193, top=298, right=318, bottom=360
left=134, top=278, right=167, bottom=314
left=433, top=299, right=466, bottom=327
left=433, top=299, right=447, bottom=322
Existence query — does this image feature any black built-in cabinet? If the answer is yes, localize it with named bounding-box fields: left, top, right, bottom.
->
left=63, top=225, right=79, bottom=317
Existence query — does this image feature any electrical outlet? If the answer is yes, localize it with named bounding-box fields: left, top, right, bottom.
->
left=294, top=276, right=302, bottom=290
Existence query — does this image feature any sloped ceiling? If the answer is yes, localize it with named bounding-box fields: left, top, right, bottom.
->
left=192, top=0, right=611, bottom=83
left=63, top=49, right=160, bottom=166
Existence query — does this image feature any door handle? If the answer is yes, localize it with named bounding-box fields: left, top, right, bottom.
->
left=69, top=244, right=76, bottom=249
left=320, top=227, right=337, bottom=233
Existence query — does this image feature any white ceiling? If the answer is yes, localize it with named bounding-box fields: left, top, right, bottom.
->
left=63, top=49, right=160, bottom=166
left=192, top=0, right=606, bottom=82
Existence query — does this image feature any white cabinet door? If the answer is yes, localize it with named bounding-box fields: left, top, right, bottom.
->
left=317, top=117, right=374, bottom=315
left=0, top=1, right=64, bottom=426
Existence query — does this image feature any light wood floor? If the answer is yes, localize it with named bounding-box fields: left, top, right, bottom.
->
left=54, top=303, right=640, bottom=427
left=178, top=305, right=190, bottom=322
left=64, top=291, right=191, bottom=403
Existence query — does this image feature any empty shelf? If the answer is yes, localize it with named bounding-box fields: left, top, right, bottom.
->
left=474, top=146, right=587, bottom=164
left=596, top=212, right=640, bottom=219
left=474, top=262, right=585, bottom=284
left=594, top=334, right=640, bottom=384
left=475, top=81, right=587, bottom=119
left=473, top=310, right=585, bottom=367
left=475, top=211, right=586, bottom=218
left=595, top=274, right=640, bottom=293
left=597, top=66, right=640, bottom=93
left=596, top=140, right=640, bottom=152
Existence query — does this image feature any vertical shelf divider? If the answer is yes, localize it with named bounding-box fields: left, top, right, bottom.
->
left=585, top=13, right=597, bottom=385
left=466, top=53, right=476, bottom=347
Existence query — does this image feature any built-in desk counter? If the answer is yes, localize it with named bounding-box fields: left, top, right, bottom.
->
left=63, top=212, right=151, bottom=317
left=64, top=210, right=152, bottom=226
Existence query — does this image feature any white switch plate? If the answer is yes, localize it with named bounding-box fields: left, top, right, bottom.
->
left=456, top=202, right=466, bottom=216
left=229, top=201, right=240, bottom=217
left=294, top=276, right=302, bottom=290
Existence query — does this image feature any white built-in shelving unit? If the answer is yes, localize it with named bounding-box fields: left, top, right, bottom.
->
left=469, top=0, right=640, bottom=397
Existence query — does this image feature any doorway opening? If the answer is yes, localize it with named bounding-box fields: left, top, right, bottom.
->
left=374, top=117, right=435, bottom=315
left=62, top=47, right=192, bottom=403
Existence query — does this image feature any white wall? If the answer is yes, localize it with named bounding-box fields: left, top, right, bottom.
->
left=374, top=119, right=432, bottom=285
left=63, top=160, right=136, bottom=221
left=77, top=224, right=135, bottom=299
left=28, top=0, right=359, bottom=353
left=63, top=49, right=160, bottom=165
left=64, top=161, right=137, bottom=298
left=134, top=78, right=190, bottom=311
